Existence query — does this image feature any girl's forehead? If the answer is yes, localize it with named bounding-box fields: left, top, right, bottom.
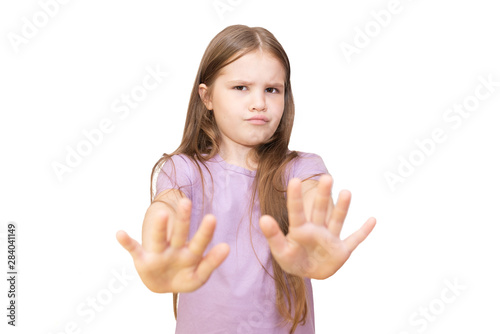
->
left=217, top=51, right=286, bottom=81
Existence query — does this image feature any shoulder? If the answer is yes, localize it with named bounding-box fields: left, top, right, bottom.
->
left=157, top=153, right=197, bottom=182
left=294, top=151, right=323, bottom=160
left=155, top=153, right=198, bottom=200
left=162, top=153, right=191, bottom=165
left=288, top=150, right=329, bottom=180
left=159, top=153, right=196, bottom=171
left=289, top=150, right=325, bottom=166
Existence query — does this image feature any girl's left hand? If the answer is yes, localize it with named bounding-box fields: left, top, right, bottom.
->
left=259, top=174, right=376, bottom=279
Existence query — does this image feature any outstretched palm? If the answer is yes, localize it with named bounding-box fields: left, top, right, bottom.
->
left=116, top=198, right=230, bottom=293
left=259, top=174, right=376, bottom=279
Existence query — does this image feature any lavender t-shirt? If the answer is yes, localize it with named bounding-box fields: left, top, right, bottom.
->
left=154, top=151, right=329, bottom=334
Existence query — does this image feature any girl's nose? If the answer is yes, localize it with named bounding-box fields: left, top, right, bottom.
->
left=250, top=91, right=266, bottom=112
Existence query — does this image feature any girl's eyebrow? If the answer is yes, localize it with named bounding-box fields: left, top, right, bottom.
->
left=227, top=80, right=284, bottom=89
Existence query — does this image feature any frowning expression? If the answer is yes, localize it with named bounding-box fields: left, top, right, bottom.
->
left=199, top=50, right=286, bottom=152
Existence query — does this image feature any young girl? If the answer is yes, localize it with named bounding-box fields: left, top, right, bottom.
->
left=116, top=24, right=376, bottom=334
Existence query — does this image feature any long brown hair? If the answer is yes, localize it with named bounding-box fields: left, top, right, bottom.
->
left=150, top=24, right=309, bottom=333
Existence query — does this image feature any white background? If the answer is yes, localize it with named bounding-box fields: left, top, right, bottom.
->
left=1, top=0, right=499, bottom=333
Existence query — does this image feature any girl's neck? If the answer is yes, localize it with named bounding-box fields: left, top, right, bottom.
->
left=218, top=145, right=258, bottom=171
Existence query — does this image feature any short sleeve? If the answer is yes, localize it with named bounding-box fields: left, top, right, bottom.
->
left=291, top=152, right=329, bottom=181
left=155, top=154, right=193, bottom=200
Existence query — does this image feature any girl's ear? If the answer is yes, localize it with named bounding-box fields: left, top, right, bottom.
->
left=198, top=83, right=213, bottom=110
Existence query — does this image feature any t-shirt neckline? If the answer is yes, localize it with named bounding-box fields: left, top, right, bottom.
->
left=212, top=152, right=257, bottom=177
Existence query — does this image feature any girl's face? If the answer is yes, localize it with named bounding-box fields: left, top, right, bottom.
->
left=199, top=50, right=286, bottom=155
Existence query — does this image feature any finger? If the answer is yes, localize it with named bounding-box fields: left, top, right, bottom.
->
left=188, top=214, right=217, bottom=256
left=170, top=198, right=192, bottom=248
left=259, top=215, right=288, bottom=257
left=328, top=190, right=352, bottom=236
left=116, top=230, right=144, bottom=261
left=311, top=174, right=333, bottom=226
left=194, top=243, right=230, bottom=282
left=343, top=217, right=376, bottom=253
left=287, top=178, right=307, bottom=227
left=147, top=208, right=169, bottom=253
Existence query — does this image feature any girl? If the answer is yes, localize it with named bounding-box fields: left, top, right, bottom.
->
left=116, top=24, right=376, bottom=333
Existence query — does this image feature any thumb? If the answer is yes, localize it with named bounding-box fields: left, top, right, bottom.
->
left=116, top=230, right=143, bottom=261
left=259, top=215, right=287, bottom=257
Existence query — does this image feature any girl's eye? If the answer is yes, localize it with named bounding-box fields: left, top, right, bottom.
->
left=266, top=88, right=279, bottom=94
left=233, top=86, right=279, bottom=93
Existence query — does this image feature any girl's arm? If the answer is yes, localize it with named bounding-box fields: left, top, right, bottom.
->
left=116, top=190, right=230, bottom=293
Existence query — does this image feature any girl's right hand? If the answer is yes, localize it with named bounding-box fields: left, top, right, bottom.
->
left=116, top=198, right=230, bottom=293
